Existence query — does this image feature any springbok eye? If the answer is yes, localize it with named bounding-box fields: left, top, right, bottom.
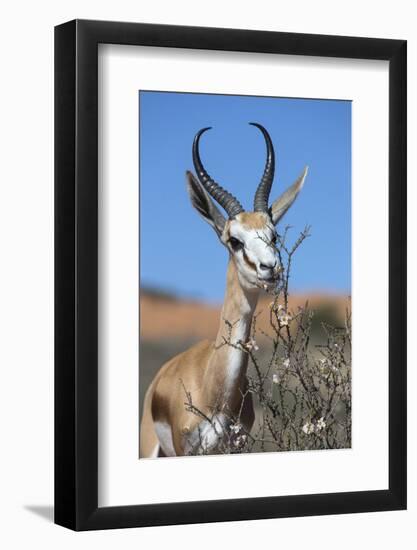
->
left=229, top=237, right=243, bottom=251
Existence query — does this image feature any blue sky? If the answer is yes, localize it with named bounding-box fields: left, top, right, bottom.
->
left=140, top=91, right=351, bottom=303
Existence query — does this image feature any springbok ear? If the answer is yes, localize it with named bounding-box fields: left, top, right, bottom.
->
left=186, top=171, right=226, bottom=237
left=270, top=166, right=308, bottom=225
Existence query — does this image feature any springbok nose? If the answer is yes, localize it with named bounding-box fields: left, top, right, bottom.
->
left=259, top=260, right=277, bottom=271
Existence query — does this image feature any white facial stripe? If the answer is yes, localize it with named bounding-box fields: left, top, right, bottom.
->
left=229, top=223, right=277, bottom=268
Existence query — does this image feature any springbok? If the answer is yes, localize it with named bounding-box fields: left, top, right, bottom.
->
left=140, top=123, right=308, bottom=457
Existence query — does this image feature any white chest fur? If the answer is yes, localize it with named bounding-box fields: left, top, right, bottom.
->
left=182, top=414, right=229, bottom=455
left=154, top=420, right=176, bottom=457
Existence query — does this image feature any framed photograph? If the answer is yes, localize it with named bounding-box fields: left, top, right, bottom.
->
left=55, top=19, right=406, bottom=530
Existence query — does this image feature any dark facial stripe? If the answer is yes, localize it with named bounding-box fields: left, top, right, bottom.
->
left=242, top=249, right=257, bottom=271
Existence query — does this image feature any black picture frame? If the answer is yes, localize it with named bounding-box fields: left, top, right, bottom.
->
left=55, top=19, right=407, bottom=531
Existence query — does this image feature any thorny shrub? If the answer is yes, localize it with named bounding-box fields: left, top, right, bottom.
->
left=182, top=226, right=352, bottom=455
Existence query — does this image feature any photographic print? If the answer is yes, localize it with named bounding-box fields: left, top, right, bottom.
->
left=55, top=21, right=406, bottom=529
left=139, top=91, right=351, bottom=458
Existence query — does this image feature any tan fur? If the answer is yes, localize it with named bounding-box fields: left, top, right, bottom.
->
left=140, top=259, right=257, bottom=457
left=235, top=211, right=271, bottom=230
left=139, top=378, right=160, bottom=457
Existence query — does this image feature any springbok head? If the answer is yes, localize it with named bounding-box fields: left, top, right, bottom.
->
left=186, top=123, right=308, bottom=291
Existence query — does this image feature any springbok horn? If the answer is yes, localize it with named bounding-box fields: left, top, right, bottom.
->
left=192, top=127, right=244, bottom=219
left=250, top=122, right=275, bottom=213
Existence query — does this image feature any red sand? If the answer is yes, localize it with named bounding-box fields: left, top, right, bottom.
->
left=140, top=292, right=350, bottom=341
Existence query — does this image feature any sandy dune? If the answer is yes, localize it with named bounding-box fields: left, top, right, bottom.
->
left=140, top=291, right=351, bottom=341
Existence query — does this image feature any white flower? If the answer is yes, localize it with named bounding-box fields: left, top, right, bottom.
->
left=277, top=308, right=292, bottom=326
left=243, top=337, right=259, bottom=352
left=302, top=422, right=314, bottom=435
left=318, top=358, right=338, bottom=375
left=282, top=358, right=290, bottom=369
left=303, top=417, right=327, bottom=435
left=272, top=373, right=279, bottom=384
left=230, top=423, right=242, bottom=434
